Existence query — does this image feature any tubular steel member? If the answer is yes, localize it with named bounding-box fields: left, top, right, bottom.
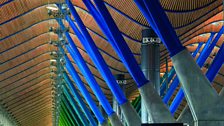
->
left=56, top=34, right=108, bottom=125
left=62, top=85, right=89, bottom=126
left=98, top=104, right=108, bottom=126
left=64, top=53, right=108, bottom=126
left=63, top=73, right=97, bottom=126
left=65, top=1, right=136, bottom=125
left=191, top=43, right=203, bottom=58
left=135, top=0, right=224, bottom=125
left=205, top=43, right=224, bottom=82
left=61, top=96, right=80, bottom=126
left=82, top=0, right=174, bottom=124
left=60, top=23, right=122, bottom=126
left=59, top=65, right=80, bottom=125
left=57, top=18, right=121, bottom=125
left=65, top=16, right=123, bottom=126
left=160, top=67, right=175, bottom=96
left=60, top=101, right=76, bottom=126
left=56, top=4, right=111, bottom=125
left=165, top=57, right=169, bottom=94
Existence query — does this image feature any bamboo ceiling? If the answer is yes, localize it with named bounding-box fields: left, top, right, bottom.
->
left=0, top=0, right=223, bottom=125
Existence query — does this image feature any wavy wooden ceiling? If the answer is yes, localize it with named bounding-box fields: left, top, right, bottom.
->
left=0, top=0, right=223, bottom=125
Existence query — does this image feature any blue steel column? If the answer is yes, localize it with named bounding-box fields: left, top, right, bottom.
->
left=65, top=1, right=138, bottom=125
left=82, top=0, right=174, bottom=123
left=64, top=17, right=121, bottom=125
left=57, top=19, right=121, bottom=125
left=141, top=28, right=161, bottom=123
left=61, top=94, right=81, bottom=126
left=135, top=0, right=224, bottom=125
left=55, top=31, right=107, bottom=124
left=205, top=43, right=224, bottom=82
left=57, top=4, right=116, bottom=125
left=65, top=1, right=127, bottom=106
left=63, top=73, right=97, bottom=126
left=160, top=67, right=175, bottom=96
left=64, top=55, right=108, bottom=125
left=98, top=104, right=108, bottom=126
left=165, top=58, right=169, bottom=94
left=63, top=18, right=123, bottom=126
left=62, top=85, right=89, bottom=126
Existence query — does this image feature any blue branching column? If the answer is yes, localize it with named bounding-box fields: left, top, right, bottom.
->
left=65, top=0, right=140, bottom=125
left=134, top=0, right=224, bottom=125
left=82, top=0, right=174, bottom=123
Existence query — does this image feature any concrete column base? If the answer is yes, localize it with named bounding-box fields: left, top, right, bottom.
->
left=139, top=83, right=175, bottom=123
left=141, top=98, right=151, bottom=123
left=194, top=120, right=224, bottom=126
left=177, top=106, right=193, bottom=126
left=108, top=112, right=123, bottom=126
left=220, top=88, right=224, bottom=97
left=172, top=49, right=224, bottom=125
left=178, top=88, right=224, bottom=126
left=120, top=101, right=141, bottom=126
left=171, top=49, right=219, bottom=117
